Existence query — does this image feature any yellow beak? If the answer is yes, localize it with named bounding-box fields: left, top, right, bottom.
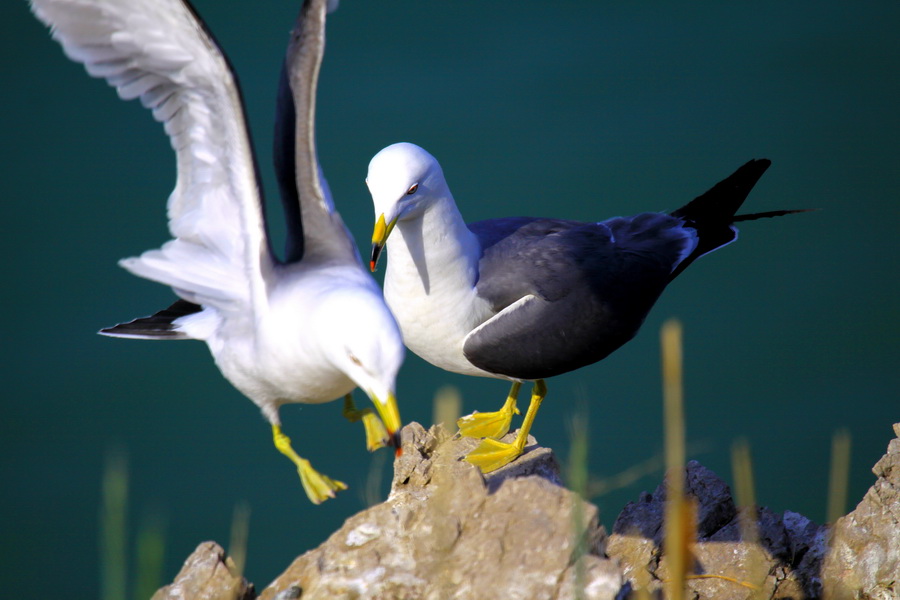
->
left=372, top=391, right=403, bottom=455
left=373, top=391, right=402, bottom=434
left=370, top=213, right=398, bottom=272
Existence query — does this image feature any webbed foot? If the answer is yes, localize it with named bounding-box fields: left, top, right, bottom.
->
left=464, top=437, right=525, bottom=473
left=462, top=379, right=547, bottom=474
left=343, top=394, right=389, bottom=451
left=296, top=457, right=348, bottom=504
left=273, top=425, right=347, bottom=504
left=456, top=381, right=521, bottom=439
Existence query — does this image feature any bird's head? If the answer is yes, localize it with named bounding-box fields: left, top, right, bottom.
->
left=366, top=142, right=446, bottom=271
left=319, top=291, right=406, bottom=447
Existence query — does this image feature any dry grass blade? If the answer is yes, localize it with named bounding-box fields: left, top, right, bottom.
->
left=731, top=437, right=759, bottom=544
left=827, top=428, right=852, bottom=524
left=363, top=449, right=388, bottom=507
left=433, top=385, right=462, bottom=430
left=101, top=448, right=128, bottom=600
left=228, top=501, right=251, bottom=578
left=661, top=319, right=686, bottom=600
left=132, top=510, right=166, bottom=600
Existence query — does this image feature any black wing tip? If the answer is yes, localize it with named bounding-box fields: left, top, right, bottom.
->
left=98, top=299, right=202, bottom=340
left=98, top=325, right=189, bottom=340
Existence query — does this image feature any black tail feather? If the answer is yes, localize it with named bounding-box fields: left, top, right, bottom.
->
left=671, top=159, right=772, bottom=224
left=99, top=299, right=202, bottom=340
left=733, top=208, right=816, bottom=222
left=668, top=159, right=807, bottom=281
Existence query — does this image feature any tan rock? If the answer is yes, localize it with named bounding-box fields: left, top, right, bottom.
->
left=153, top=422, right=900, bottom=600
left=823, top=423, right=900, bottom=600
left=151, top=541, right=254, bottom=600
left=259, top=422, right=621, bottom=600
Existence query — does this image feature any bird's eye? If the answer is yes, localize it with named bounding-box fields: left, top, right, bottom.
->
left=406, top=184, right=418, bottom=195
left=348, top=352, right=362, bottom=366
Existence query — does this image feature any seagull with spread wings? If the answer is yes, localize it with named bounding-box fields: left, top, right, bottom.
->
left=30, top=0, right=404, bottom=504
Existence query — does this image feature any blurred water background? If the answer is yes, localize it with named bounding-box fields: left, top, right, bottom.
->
left=2, top=0, right=897, bottom=596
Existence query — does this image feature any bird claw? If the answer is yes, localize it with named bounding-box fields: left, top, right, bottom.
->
left=360, top=412, right=390, bottom=451
left=343, top=394, right=391, bottom=451
left=463, top=437, right=524, bottom=473
left=297, top=459, right=348, bottom=505
left=457, top=408, right=516, bottom=439
left=273, top=425, right=347, bottom=504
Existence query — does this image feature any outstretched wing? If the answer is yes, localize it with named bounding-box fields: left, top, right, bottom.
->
left=279, top=0, right=361, bottom=266
left=30, top=0, right=271, bottom=318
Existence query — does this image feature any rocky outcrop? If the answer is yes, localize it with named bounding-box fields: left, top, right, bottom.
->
left=259, top=423, right=622, bottom=600
left=823, top=423, right=900, bottom=600
left=153, top=422, right=900, bottom=600
left=151, top=541, right=254, bottom=600
left=607, top=461, right=828, bottom=599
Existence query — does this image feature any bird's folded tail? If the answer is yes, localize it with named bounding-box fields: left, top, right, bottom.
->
left=733, top=208, right=813, bottom=222
left=670, top=159, right=772, bottom=225
left=669, top=159, right=808, bottom=280
left=99, top=299, right=202, bottom=340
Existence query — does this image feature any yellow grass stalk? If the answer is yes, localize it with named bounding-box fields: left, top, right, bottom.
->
left=661, top=319, right=687, bottom=600
left=228, top=501, right=251, bottom=578
left=433, top=385, right=462, bottom=430
left=101, top=448, right=128, bottom=600
left=827, top=428, right=852, bottom=524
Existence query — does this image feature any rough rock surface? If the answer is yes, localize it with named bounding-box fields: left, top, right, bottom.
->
left=607, top=461, right=829, bottom=599
left=153, top=422, right=900, bottom=600
left=151, top=541, right=254, bottom=600
left=823, top=423, right=900, bottom=600
left=259, top=422, right=622, bottom=600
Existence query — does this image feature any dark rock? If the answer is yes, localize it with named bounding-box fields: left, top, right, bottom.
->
left=607, top=460, right=827, bottom=599
left=151, top=541, right=254, bottom=600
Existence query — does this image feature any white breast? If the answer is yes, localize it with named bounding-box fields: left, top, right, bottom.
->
left=383, top=198, right=498, bottom=379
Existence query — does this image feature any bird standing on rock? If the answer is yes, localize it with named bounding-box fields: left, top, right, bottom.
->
left=30, top=0, right=405, bottom=504
left=368, top=142, right=803, bottom=473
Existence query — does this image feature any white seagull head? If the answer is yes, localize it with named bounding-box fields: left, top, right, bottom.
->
left=367, top=142, right=450, bottom=270
left=314, top=289, right=405, bottom=432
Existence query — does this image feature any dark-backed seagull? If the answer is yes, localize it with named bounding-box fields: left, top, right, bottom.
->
left=30, top=0, right=404, bottom=504
left=368, top=142, right=802, bottom=473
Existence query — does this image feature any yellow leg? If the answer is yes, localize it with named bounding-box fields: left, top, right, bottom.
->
left=272, top=424, right=347, bottom=504
left=464, top=379, right=547, bottom=473
left=342, top=394, right=389, bottom=451
left=457, top=381, right=522, bottom=439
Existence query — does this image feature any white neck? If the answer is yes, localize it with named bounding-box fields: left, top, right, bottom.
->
left=385, top=194, right=480, bottom=297
left=381, top=191, right=497, bottom=377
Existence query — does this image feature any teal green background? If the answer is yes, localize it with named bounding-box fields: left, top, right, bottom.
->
left=3, top=0, right=898, bottom=596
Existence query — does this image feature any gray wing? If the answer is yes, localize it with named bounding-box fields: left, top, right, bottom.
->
left=463, top=214, right=697, bottom=379
left=281, top=0, right=360, bottom=265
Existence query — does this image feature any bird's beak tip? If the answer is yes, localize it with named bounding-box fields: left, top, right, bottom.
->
left=390, top=431, right=403, bottom=457
left=369, top=243, right=383, bottom=272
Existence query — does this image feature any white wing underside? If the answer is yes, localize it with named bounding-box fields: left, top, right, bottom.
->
left=31, top=0, right=270, bottom=317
